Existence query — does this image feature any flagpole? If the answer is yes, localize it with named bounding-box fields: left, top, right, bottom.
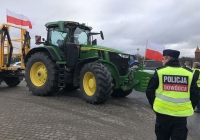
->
left=6, top=9, right=7, bottom=24
left=143, top=40, right=148, bottom=64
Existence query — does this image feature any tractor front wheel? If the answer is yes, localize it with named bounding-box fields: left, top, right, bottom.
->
left=80, top=63, right=113, bottom=104
left=25, top=52, right=59, bottom=96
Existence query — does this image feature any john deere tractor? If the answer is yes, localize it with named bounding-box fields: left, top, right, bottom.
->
left=24, top=21, right=153, bottom=104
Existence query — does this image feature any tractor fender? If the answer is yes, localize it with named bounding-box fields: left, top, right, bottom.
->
left=24, top=47, right=61, bottom=65
left=100, top=61, right=121, bottom=88
left=73, top=57, right=99, bottom=86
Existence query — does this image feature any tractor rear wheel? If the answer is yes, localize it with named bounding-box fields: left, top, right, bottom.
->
left=111, top=88, right=133, bottom=97
left=25, top=52, right=59, bottom=96
left=80, top=63, right=113, bottom=104
left=4, top=77, right=21, bottom=87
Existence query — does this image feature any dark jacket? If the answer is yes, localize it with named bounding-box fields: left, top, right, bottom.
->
left=146, top=58, right=199, bottom=111
left=193, top=66, right=200, bottom=72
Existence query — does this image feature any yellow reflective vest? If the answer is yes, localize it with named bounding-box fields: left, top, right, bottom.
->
left=153, top=67, right=194, bottom=117
left=193, top=68, right=200, bottom=87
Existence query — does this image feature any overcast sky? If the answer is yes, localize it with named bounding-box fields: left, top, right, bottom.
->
left=1, top=0, right=200, bottom=57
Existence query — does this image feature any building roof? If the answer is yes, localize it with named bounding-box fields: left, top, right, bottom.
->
left=195, top=46, right=200, bottom=53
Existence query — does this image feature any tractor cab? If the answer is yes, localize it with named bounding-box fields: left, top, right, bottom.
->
left=43, top=21, right=104, bottom=67
left=44, top=21, right=103, bottom=46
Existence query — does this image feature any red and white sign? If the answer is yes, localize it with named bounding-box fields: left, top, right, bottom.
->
left=6, top=9, right=32, bottom=29
left=145, top=41, right=165, bottom=62
left=162, top=75, right=188, bottom=92
left=35, top=35, right=41, bottom=43
left=163, top=84, right=188, bottom=92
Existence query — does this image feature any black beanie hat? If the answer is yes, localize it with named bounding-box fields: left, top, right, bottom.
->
left=163, top=49, right=180, bottom=58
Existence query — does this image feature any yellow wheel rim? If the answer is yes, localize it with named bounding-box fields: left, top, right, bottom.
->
left=30, top=62, right=47, bottom=87
left=83, top=72, right=96, bottom=96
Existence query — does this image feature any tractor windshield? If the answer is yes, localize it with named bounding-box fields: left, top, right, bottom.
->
left=74, top=27, right=89, bottom=45
left=49, top=27, right=68, bottom=46
left=48, top=25, right=90, bottom=46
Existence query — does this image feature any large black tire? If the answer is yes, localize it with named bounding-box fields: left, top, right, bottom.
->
left=80, top=63, right=113, bottom=104
left=111, top=88, right=133, bottom=97
left=4, top=77, right=21, bottom=87
left=25, top=52, right=59, bottom=96
left=63, top=83, right=79, bottom=91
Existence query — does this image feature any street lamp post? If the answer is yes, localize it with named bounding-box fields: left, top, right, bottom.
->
left=137, top=48, right=139, bottom=60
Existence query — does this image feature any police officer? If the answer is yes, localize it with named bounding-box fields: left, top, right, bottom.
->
left=184, top=61, right=192, bottom=69
left=146, top=49, right=199, bottom=140
left=192, top=62, right=200, bottom=113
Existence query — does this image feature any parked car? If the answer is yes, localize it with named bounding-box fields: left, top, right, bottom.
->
left=12, top=62, right=21, bottom=68
left=143, top=60, right=162, bottom=70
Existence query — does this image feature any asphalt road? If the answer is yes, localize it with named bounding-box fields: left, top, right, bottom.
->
left=128, top=90, right=200, bottom=140
left=0, top=80, right=199, bottom=140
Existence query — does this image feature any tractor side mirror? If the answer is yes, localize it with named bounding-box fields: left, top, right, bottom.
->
left=35, top=35, right=41, bottom=45
left=100, top=31, right=104, bottom=40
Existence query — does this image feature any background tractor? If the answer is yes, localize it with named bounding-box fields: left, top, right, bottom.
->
left=24, top=21, right=153, bottom=104
left=0, top=24, right=30, bottom=87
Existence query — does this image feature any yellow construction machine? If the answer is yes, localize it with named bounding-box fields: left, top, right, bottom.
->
left=0, top=24, right=30, bottom=87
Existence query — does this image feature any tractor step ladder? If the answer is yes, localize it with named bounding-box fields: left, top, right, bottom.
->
left=58, top=64, right=65, bottom=88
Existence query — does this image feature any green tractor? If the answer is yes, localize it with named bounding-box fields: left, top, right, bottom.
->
left=24, top=21, right=153, bottom=104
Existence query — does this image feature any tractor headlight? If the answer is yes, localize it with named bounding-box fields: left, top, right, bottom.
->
left=118, top=54, right=129, bottom=58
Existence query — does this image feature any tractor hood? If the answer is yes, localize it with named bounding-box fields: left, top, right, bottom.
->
left=81, top=45, right=129, bottom=55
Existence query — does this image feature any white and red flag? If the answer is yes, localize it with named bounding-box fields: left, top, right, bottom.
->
left=6, top=9, right=32, bottom=29
left=145, top=41, right=165, bottom=62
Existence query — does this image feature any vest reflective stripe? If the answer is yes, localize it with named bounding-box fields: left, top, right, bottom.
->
left=153, top=67, right=194, bottom=117
left=193, top=69, right=200, bottom=87
left=156, top=94, right=190, bottom=103
left=154, top=100, right=192, bottom=111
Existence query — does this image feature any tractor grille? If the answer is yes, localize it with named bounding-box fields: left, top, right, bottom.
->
left=108, top=52, right=129, bottom=76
